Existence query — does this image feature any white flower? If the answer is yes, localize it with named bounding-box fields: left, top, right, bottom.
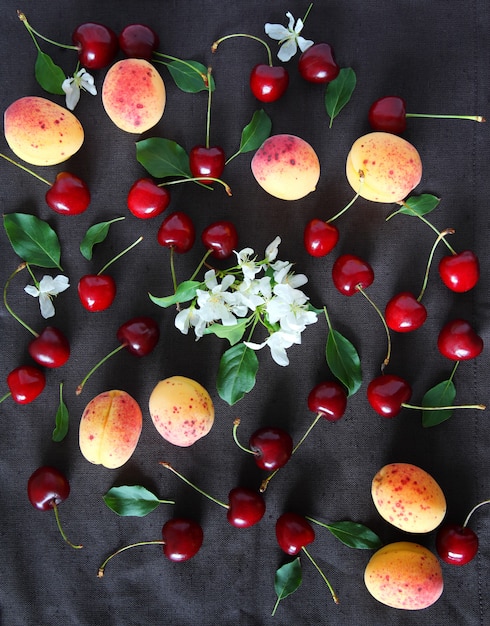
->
left=234, top=247, right=262, bottom=283
left=271, top=260, right=308, bottom=288
left=175, top=306, right=206, bottom=338
left=265, top=236, right=281, bottom=263
left=195, top=270, right=240, bottom=327
left=62, top=68, right=97, bottom=111
left=267, top=283, right=318, bottom=334
left=265, top=11, right=314, bottom=62
left=235, top=276, right=271, bottom=311
left=245, top=328, right=301, bottom=366
left=24, top=275, right=70, bottom=319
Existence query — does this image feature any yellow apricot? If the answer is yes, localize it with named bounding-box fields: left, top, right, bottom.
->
left=4, top=96, right=84, bottom=166
left=251, top=134, right=320, bottom=200
left=364, top=541, right=443, bottom=610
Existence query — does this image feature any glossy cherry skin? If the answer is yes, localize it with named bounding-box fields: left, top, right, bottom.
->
left=227, top=487, right=266, bottom=528
left=78, top=275, right=117, bottom=312
left=385, top=291, right=427, bottom=332
left=189, top=146, right=226, bottom=184
left=28, top=326, right=70, bottom=368
left=157, top=211, right=196, bottom=253
left=332, top=254, right=374, bottom=296
left=249, top=427, right=293, bottom=471
left=72, top=23, right=119, bottom=70
left=249, top=64, right=289, bottom=102
left=127, top=178, right=170, bottom=219
left=298, top=43, right=340, bottom=83
left=436, top=523, right=479, bottom=565
left=7, top=365, right=46, bottom=404
left=307, top=380, right=347, bottom=421
left=368, top=96, right=407, bottom=134
left=116, top=316, right=160, bottom=357
left=27, top=466, right=70, bottom=511
left=437, top=319, right=483, bottom=361
left=304, top=219, right=339, bottom=257
left=201, top=221, right=238, bottom=260
left=119, top=23, right=159, bottom=60
left=367, top=374, right=412, bottom=417
left=161, top=518, right=203, bottom=562
left=275, top=512, right=315, bottom=556
left=438, top=250, right=480, bottom=293
left=45, top=172, right=91, bottom=216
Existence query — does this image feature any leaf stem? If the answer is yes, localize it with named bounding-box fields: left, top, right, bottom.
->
left=159, top=462, right=228, bottom=509
left=212, top=34, right=273, bottom=67
left=0, top=153, right=52, bottom=186
left=301, top=546, right=339, bottom=604
left=3, top=263, right=38, bottom=337
left=463, top=499, right=490, bottom=528
left=98, top=540, right=164, bottom=577
left=356, top=286, right=392, bottom=371
left=417, top=228, right=455, bottom=301
left=76, top=343, right=126, bottom=395
left=98, top=236, right=143, bottom=275
left=52, top=502, right=83, bottom=549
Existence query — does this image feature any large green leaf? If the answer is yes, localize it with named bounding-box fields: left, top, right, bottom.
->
left=136, top=137, right=192, bottom=178
left=52, top=382, right=69, bottom=442
left=422, top=378, right=456, bottom=427
left=3, top=213, right=62, bottom=269
left=103, top=485, right=174, bottom=517
left=397, top=194, right=441, bottom=216
left=227, top=109, right=272, bottom=162
left=35, top=51, right=66, bottom=95
left=325, top=67, right=356, bottom=127
left=166, top=59, right=215, bottom=93
left=149, top=280, right=203, bottom=308
left=326, top=328, right=362, bottom=396
left=80, top=217, right=125, bottom=260
left=307, top=517, right=383, bottom=550
left=217, top=343, right=259, bottom=405
left=271, top=557, right=302, bottom=616
left=204, top=320, right=248, bottom=345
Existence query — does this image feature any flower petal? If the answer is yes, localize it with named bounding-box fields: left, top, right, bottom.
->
left=298, top=36, right=314, bottom=52
left=39, top=293, right=55, bottom=319
left=24, top=285, right=40, bottom=298
left=264, top=23, right=291, bottom=40
left=278, top=39, right=298, bottom=62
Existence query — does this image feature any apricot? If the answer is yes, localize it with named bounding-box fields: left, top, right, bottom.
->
left=149, top=376, right=214, bottom=447
left=346, top=131, right=422, bottom=202
left=364, top=541, right=444, bottom=610
left=79, top=390, right=142, bottom=469
left=102, top=58, right=166, bottom=133
left=251, top=134, right=320, bottom=200
left=371, top=462, right=446, bottom=533
left=4, top=96, right=84, bottom=166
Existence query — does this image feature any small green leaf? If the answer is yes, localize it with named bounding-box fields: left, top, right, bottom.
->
left=422, top=379, right=456, bottom=427
left=326, top=328, right=362, bottom=396
left=204, top=320, right=248, bottom=345
left=166, top=59, right=215, bottom=93
left=52, top=382, right=69, bottom=442
left=272, top=557, right=302, bottom=616
left=228, top=110, right=272, bottom=162
left=136, top=137, right=192, bottom=178
left=217, top=343, right=259, bottom=405
left=3, top=213, right=62, bottom=269
left=307, top=517, right=383, bottom=550
left=325, top=67, right=356, bottom=127
left=103, top=485, right=174, bottom=517
left=149, top=280, right=203, bottom=308
left=397, top=194, right=441, bottom=217
left=80, top=217, right=125, bottom=260
left=35, top=51, right=66, bottom=95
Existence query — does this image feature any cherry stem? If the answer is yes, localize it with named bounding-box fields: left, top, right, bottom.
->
left=97, top=540, right=164, bottom=577
left=417, top=228, right=455, bottom=301
left=52, top=502, right=83, bottom=549
left=18, top=11, right=77, bottom=51
left=302, top=3, right=314, bottom=23
left=232, top=418, right=256, bottom=456
left=402, top=402, right=485, bottom=411
left=189, top=249, right=213, bottom=282
left=394, top=201, right=457, bottom=254
left=356, top=286, right=392, bottom=371
left=76, top=343, right=126, bottom=395
left=406, top=113, right=485, bottom=123
left=326, top=171, right=364, bottom=223
left=0, top=153, right=52, bottom=186
left=212, top=34, right=273, bottom=67
left=152, top=53, right=208, bottom=86
left=169, top=247, right=178, bottom=294
left=205, top=67, right=213, bottom=149
left=3, top=263, right=39, bottom=337
left=0, top=391, right=12, bottom=404
left=159, top=462, right=228, bottom=510
left=158, top=176, right=232, bottom=196
left=301, top=546, right=339, bottom=604
left=463, top=499, right=490, bottom=528
left=97, top=236, right=143, bottom=276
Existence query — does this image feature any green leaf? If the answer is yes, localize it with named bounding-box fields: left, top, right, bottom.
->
left=35, top=51, right=66, bottom=95
left=272, top=558, right=302, bottom=616
left=307, top=517, right=383, bottom=550
left=217, top=343, right=259, bottom=405
left=52, top=382, right=69, bottom=442
left=3, top=213, right=62, bottom=269
left=326, top=328, right=362, bottom=396
left=325, top=67, right=356, bottom=127
left=80, top=217, right=125, bottom=260
left=232, top=109, right=272, bottom=159
left=149, top=280, right=203, bottom=308
left=397, top=194, right=441, bottom=217
left=166, top=59, right=215, bottom=93
left=422, top=379, right=456, bottom=427
left=103, top=485, right=174, bottom=517
left=204, top=320, right=248, bottom=345
left=136, top=137, right=192, bottom=178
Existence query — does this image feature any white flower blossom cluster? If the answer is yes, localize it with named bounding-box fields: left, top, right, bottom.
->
left=174, top=237, right=318, bottom=366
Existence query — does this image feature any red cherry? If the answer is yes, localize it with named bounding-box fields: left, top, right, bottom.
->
left=201, top=221, right=238, bottom=259
left=127, top=178, right=170, bottom=219
left=298, top=43, right=340, bottom=83
left=436, top=523, right=479, bottom=565
left=367, top=374, right=412, bottom=417
left=437, top=319, right=483, bottom=361
left=303, top=219, right=339, bottom=257
left=249, top=427, right=293, bottom=471
left=72, top=23, right=118, bottom=69
left=27, top=465, right=70, bottom=511
left=189, top=146, right=226, bottom=184
left=249, top=64, right=289, bottom=102
left=6, top=365, right=46, bottom=404
left=332, top=254, right=374, bottom=296
left=45, top=172, right=91, bottom=216
left=162, top=518, right=203, bottom=562
left=78, top=274, right=117, bottom=312
left=119, top=23, right=159, bottom=60
left=157, top=211, right=196, bottom=253
left=226, top=487, right=266, bottom=528
left=275, top=512, right=315, bottom=555
left=438, top=250, right=480, bottom=293
left=368, top=96, right=408, bottom=134
left=385, top=291, right=427, bottom=332
left=116, top=316, right=160, bottom=356
left=307, top=380, right=347, bottom=422
left=28, top=326, right=70, bottom=368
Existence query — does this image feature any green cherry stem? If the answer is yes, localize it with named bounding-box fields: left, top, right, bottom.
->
left=76, top=344, right=126, bottom=395
left=97, top=236, right=143, bottom=276
left=394, top=201, right=457, bottom=254
left=301, top=546, right=339, bottom=604
left=158, top=176, right=232, bottom=196
left=0, top=153, right=52, bottom=186
left=417, top=228, right=455, bottom=301
left=52, top=502, right=83, bottom=549
left=356, top=285, right=392, bottom=371
left=159, top=462, right=229, bottom=510
left=152, top=53, right=209, bottom=86
left=98, top=540, right=164, bottom=577
left=326, top=171, right=365, bottom=223
left=18, top=11, right=77, bottom=51
left=406, top=113, right=485, bottom=123
left=403, top=401, right=486, bottom=411
left=232, top=418, right=257, bottom=457
left=0, top=391, right=12, bottom=404
left=212, top=34, right=273, bottom=67
left=462, top=499, right=490, bottom=528
left=205, top=67, right=213, bottom=149
left=3, top=263, right=39, bottom=337
left=189, top=249, right=213, bottom=282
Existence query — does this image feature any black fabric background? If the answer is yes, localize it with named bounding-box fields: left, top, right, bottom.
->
left=0, top=1, right=489, bottom=625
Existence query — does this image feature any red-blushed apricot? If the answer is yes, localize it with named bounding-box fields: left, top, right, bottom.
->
left=364, top=541, right=444, bottom=610
left=79, top=390, right=142, bottom=469
left=149, top=376, right=214, bottom=447
left=251, top=134, right=320, bottom=200
left=102, top=58, right=166, bottom=133
left=4, top=96, right=84, bottom=166
left=371, top=462, right=446, bottom=533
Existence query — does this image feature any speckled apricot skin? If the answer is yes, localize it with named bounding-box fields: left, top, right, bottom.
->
left=79, top=390, right=143, bottom=469
left=251, top=134, right=320, bottom=200
left=149, top=376, right=214, bottom=447
left=102, top=58, right=166, bottom=133
left=364, top=541, right=444, bottom=610
left=371, top=463, right=446, bottom=533
left=346, top=132, right=422, bottom=202
left=4, top=96, right=84, bottom=166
